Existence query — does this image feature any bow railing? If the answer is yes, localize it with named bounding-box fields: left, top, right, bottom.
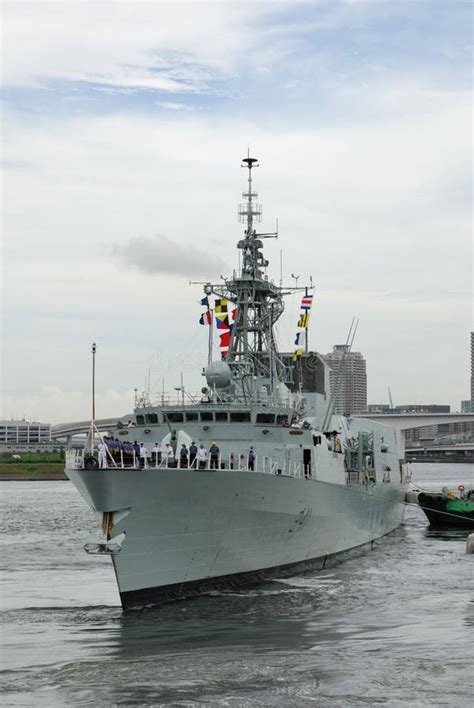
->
left=66, top=449, right=308, bottom=479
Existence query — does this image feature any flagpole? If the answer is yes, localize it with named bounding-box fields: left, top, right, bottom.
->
left=91, top=342, right=96, bottom=454
left=304, top=287, right=308, bottom=353
left=208, top=308, right=213, bottom=365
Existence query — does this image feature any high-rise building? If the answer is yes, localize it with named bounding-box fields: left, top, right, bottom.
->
left=470, top=331, right=474, bottom=411
left=323, top=345, right=367, bottom=415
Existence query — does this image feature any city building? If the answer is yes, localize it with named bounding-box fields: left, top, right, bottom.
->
left=0, top=419, right=52, bottom=452
left=470, top=331, right=474, bottom=411
left=366, top=404, right=391, bottom=413
left=323, top=345, right=367, bottom=415
left=395, top=405, right=450, bottom=442
left=365, top=403, right=474, bottom=443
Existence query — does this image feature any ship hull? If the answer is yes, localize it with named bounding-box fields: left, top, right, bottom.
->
left=67, top=467, right=407, bottom=609
left=418, top=492, right=474, bottom=529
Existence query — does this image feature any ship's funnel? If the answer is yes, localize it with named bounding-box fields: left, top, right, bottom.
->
left=205, top=361, right=231, bottom=389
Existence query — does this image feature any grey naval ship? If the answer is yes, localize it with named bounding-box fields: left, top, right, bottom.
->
left=66, top=156, right=411, bottom=609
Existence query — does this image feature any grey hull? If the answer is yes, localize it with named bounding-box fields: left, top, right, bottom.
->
left=67, top=467, right=407, bottom=608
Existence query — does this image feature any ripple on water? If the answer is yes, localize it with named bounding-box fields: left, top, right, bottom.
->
left=0, top=465, right=473, bottom=706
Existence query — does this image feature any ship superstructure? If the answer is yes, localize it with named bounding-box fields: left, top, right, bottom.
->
left=65, top=157, right=411, bottom=609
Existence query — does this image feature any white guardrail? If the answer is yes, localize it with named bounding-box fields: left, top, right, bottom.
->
left=66, top=449, right=306, bottom=478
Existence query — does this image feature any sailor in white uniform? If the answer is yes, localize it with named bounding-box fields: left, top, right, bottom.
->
left=151, top=443, right=162, bottom=466
left=197, top=444, right=207, bottom=470
left=139, top=443, right=147, bottom=468
left=98, top=441, right=107, bottom=468
left=164, top=443, right=175, bottom=464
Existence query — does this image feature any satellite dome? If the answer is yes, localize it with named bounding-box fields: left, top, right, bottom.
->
left=205, top=361, right=231, bottom=389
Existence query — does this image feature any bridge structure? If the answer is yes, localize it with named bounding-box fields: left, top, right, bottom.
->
left=53, top=412, right=474, bottom=460
left=51, top=416, right=133, bottom=445
left=354, top=413, right=474, bottom=459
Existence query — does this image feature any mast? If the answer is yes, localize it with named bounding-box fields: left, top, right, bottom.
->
left=193, top=155, right=314, bottom=404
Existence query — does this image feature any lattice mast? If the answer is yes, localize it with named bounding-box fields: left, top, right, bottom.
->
left=195, top=155, right=311, bottom=400
left=229, top=156, right=282, bottom=381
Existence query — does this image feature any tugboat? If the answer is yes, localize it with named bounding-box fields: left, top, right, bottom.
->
left=418, top=485, right=474, bottom=528
left=65, top=155, right=411, bottom=609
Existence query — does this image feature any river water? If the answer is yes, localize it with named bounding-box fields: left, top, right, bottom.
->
left=1, top=464, right=473, bottom=706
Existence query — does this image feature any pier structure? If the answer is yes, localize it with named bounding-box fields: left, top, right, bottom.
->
left=405, top=443, right=474, bottom=463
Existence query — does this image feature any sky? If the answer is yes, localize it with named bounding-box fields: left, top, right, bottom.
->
left=1, top=0, right=472, bottom=424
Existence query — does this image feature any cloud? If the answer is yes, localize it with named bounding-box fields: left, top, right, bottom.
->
left=156, top=101, right=197, bottom=112
left=0, top=386, right=135, bottom=425
left=1, top=2, right=291, bottom=91
left=2, top=0, right=472, bottom=420
left=113, top=235, right=228, bottom=278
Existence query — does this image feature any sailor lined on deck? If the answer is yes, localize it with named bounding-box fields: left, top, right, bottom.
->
left=209, top=441, right=220, bottom=469
left=139, top=443, right=147, bottom=468
left=248, top=447, right=256, bottom=471
left=132, top=441, right=140, bottom=464
left=180, top=443, right=189, bottom=468
left=189, top=442, right=198, bottom=468
left=164, top=443, right=174, bottom=462
left=123, top=441, right=134, bottom=464
left=151, top=442, right=162, bottom=466
left=98, top=441, right=107, bottom=468
left=198, top=445, right=207, bottom=469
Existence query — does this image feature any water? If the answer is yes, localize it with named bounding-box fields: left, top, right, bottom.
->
left=1, top=465, right=473, bottom=706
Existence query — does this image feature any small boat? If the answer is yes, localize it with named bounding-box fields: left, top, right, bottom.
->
left=418, top=485, right=474, bottom=528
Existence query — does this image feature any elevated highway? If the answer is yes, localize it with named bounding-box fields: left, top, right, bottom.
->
left=355, top=412, right=474, bottom=430
left=52, top=415, right=133, bottom=442
left=354, top=413, right=474, bottom=458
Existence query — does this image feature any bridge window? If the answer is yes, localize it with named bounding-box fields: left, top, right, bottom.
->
left=165, top=412, right=184, bottom=423
left=136, top=415, right=145, bottom=425
left=276, top=414, right=288, bottom=425
left=200, top=412, right=213, bottom=422
left=215, top=411, right=228, bottom=422
left=145, top=414, right=158, bottom=424
left=185, top=412, right=198, bottom=422
left=256, top=413, right=275, bottom=424
left=230, top=411, right=251, bottom=422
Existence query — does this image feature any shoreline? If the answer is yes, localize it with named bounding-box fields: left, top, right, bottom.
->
left=0, top=472, right=68, bottom=481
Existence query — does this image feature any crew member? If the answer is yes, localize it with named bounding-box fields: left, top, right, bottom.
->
left=164, top=443, right=174, bottom=465
left=124, top=441, right=133, bottom=465
left=248, top=447, right=256, bottom=471
left=151, top=442, right=162, bottom=466
left=133, top=441, right=140, bottom=466
left=180, top=443, right=189, bottom=468
left=198, top=444, right=207, bottom=469
left=209, top=441, right=220, bottom=469
left=98, top=440, right=107, bottom=468
left=139, top=442, right=147, bottom=468
left=189, top=441, right=198, bottom=468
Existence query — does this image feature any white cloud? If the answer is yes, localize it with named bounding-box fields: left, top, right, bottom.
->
left=156, top=101, right=197, bottom=111
left=1, top=1, right=292, bottom=91
left=0, top=385, right=135, bottom=425
left=1, top=1, right=472, bottom=420
left=113, top=235, right=228, bottom=277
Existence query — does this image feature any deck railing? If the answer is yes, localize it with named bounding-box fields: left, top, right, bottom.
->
left=66, top=449, right=309, bottom=479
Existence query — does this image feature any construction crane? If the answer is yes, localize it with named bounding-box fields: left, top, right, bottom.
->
left=388, top=387, right=394, bottom=411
